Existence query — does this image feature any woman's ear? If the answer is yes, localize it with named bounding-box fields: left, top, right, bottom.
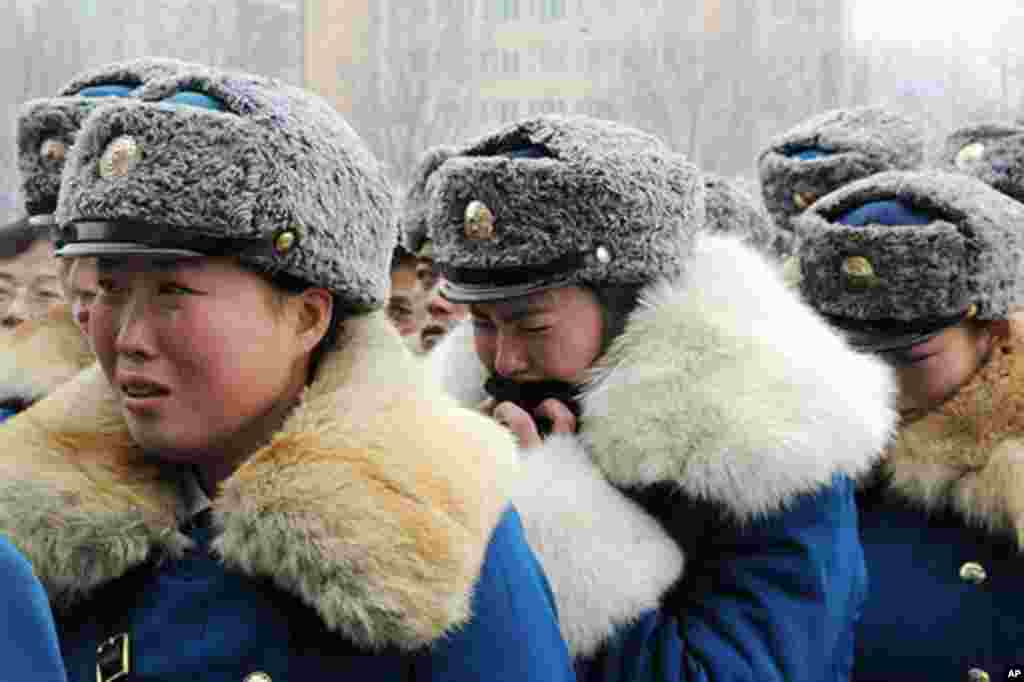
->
left=295, top=288, right=333, bottom=353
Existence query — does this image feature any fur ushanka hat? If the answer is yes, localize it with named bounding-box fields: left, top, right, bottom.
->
left=701, top=173, right=780, bottom=257
left=795, top=170, right=1024, bottom=351
left=404, top=115, right=704, bottom=302
left=53, top=61, right=395, bottom=312
left=758, top=106, right=924, bottom=238
left=17, top=58, right=193, bottom=225
left=936, top=121, right=1024, bottom=203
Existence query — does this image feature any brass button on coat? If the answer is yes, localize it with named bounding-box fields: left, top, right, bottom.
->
left=959, top=561, right=987, bottom=585
left=967, top=667, right=990, bottom=682
left=244, top=673, right=272, bottom=682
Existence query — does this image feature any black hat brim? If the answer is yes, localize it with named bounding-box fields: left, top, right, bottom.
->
left=825, top=311, right=971, bottom=353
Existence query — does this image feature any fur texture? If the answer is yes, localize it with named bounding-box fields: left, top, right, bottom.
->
left=0, top=313, right=519, bottom=651
left=511, top=434, right=684, bottom=658
left=18, top=58, right=192, bottom=217
left=56, top=64, right=395, bottom=311
left=581, top=234, right=895, bottom=517
left=17, top=98, right=99, bottom=217
left=702, top=173, right=779, bottom=258
left=0, top=304, right=94, bottom=407
left=400, top=145, right=456, bottom=255
left=796, top=170, right=1024, bottom=322
left=419, top=115, right=704, bottom=290
left=758, top=106, right=924, bottom=234
left=937, top=121, right=1024, bottom=202
left=884, top=320, right=1024, bottom=547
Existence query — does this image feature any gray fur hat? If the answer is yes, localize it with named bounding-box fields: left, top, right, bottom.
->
left=405, top=115, right=704, bottom=302
left=758, top=106, right=924, bottom=236
left=936, top=121, right=1024, bottom=202
left=54, top=62, right=395, bottom=312
left=795, top=170, right=1024, bottom=350
left=702, top=173, right=780, bottom=257
left=17, top=58, right=194, bottom=222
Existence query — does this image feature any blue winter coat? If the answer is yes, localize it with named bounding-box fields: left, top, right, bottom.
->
left=0, top=314, right=575, bottom=682
left=854, top=330, right=1024, bottom=682
left=579, top=475, right=866, bottom=682
left=431, top=235, right=897, bottom=681
left=0, top=536, right=67, bottom=681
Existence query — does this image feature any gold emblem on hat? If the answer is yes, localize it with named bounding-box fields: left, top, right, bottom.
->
left=273, top=228, right=297, bottom=254
left=841, top=255, right=879, bottom=289
left=99, top=135, right=141, bottom=178
left=464, top=200, right=495, bottom=241
left=955, top=142, right=985, bottom=169
left=39, top=138, right=66, bottom=164
left=793, top=191, right=816, bottom=210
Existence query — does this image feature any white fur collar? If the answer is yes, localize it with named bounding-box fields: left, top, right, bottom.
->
left=0, top=313, right=519, bottom=650
left=581, top=234, right=896, bottom=518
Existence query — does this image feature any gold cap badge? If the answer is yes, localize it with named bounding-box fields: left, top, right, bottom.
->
left=273, top=228, right=297, bottom=254
left=99, top=136, right=141, bottom=179
left=841, top=255, right=879, bottom=289
left=39, top=138, right=66, bottom=164
left=955, top=142, right=986, bottom=170
left=464, top=200, right=495, bottom=241
left=793, top=191, right=816, bottom=211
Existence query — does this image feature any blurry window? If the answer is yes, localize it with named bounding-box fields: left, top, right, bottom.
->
left=541, top=0, right=566, bottom=20
left=497, top=0, right=520, bottom=20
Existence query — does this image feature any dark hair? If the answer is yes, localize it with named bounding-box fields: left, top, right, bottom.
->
left=258, top=268, right=345, bottom=384
left=590, top=283, right=644, bottom=353
left=0, top=217, right=52, bottom=260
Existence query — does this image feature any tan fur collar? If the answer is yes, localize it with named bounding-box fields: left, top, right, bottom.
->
left=0, top=313, right=518, bottom=650
left=883, top=324, right=1024, bottom=547
left=0, top=304, right=94, bottom=407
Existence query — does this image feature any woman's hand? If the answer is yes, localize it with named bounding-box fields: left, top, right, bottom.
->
left=491, top=398, right=577, bottom=449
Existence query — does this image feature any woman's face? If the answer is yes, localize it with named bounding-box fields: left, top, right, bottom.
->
left=90, top=256, right=316, bottom=462
left=892, top=320, right=996, bottom=413
left=470, top=286, right=605, bottom=384
left=0, top=239, right=62, bottom=330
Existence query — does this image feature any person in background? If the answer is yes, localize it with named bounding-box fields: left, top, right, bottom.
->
left=0, top=216, right=62, bottom=332
left=796, top=169, right=1024, bottom=682
left=416, top=114, right=896, bottom=681
left=757, top=106, right=924, bottom=281
left=399, top=155, right=470, bottom=355
left=386, top=244, right=430, bottom=347
left=0, top=61, right=573, bottom=682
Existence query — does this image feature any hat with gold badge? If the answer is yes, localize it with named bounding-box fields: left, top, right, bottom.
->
left=53, top=61, right=395, bottom=312
left=936, top=120, right=1024, bottom=203
left=758, top=106, right=924, bottom=244
left=795, top=170, right=1024, bottom=353
left=404, top=115, right=704, bottom=303
left=16, top=58, right=194, bottom=229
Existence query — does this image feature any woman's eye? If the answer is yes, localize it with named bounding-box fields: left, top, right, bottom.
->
left=97, top=279, right=123, bottom=295
left=471, top=318, right=496, bottom=332
left=158, top=283, right=195, bottom=295
left=38, top=290, right=63, bottom=300
left=388, top=305, right=412, bottom=320
left=522, top=326, right=551, bottom=334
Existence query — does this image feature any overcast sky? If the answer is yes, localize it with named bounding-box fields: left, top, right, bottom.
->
left=851, top=0, right=1019, bottom=48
